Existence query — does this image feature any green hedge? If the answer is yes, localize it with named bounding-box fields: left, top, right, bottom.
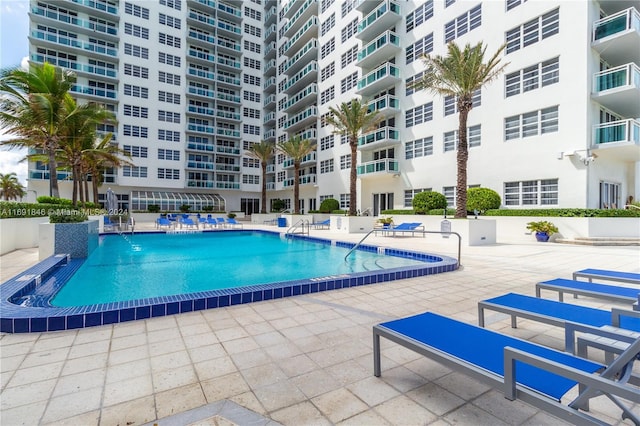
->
left=381, top=208, right=640, bottom=218
left=49, top=210, right=89, bottom=223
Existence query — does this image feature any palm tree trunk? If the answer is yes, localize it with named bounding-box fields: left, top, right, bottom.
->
left=260, top=164, right=267, bottom=213
left=455, top=98, right=472, bottom=219
left=47, top=138, right=60, bottom=198
left=71, top=164, right=79, bottom=206
left=92, top=171, right=100, bottom=204
left=293, top=163, right=300, bottom=214
left=83, top=174, right=90, bottom=204
left=349, top=138, right=358, bottom=216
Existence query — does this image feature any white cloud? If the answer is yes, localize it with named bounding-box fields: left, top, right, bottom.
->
left=20, top=56, right=28, bottom=69
left=0, top=147, right=28, bottom=185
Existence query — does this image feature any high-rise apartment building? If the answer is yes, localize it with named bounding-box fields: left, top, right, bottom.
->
left=27, top=0, right=639, bottom=215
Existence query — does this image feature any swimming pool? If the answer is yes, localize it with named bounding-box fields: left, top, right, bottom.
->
left=0, top=230, right=458, bottom=333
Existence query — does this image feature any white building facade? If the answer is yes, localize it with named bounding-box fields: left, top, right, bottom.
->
left=27, top=0, right=640, bottom=215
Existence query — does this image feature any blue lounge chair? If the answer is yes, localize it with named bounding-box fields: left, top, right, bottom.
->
left=181, top=218, right=198, bottom=229
left=156, top=217, right=173, bottom=230
left=311, top=219, right=330, bottom=229
left=386, top=222, right=424, bottom=237
left=536, top=278, right=639, bottom=304
left=205, top=217, right=219, bottom=228
left=225, top=218, right=243, bottom=228
left=103, top=215, right=117, bottom=232
left=573, top=269, right=640, bottom=285
left=373, top=312, right=640, bottom=424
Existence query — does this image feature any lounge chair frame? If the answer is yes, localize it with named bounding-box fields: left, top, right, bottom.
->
left=573, top=269, right=640, bottom=285
left=536, top=278, right=638, bottom=304
left=373, top=314, right=640, bottom=425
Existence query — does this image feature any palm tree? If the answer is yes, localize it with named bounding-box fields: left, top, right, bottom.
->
left=247, top=140, right=275, bottom=214
left=82, top=136, right=132, bottom=205
left=0, top=172, right=26, bottom=200
left=413, top=41, right=508, bottom=218
left=276, top=136, right=316, bottom=214
left=0, top=62, right=76, bottom=198
left=326, top=99, right=382, bottom=216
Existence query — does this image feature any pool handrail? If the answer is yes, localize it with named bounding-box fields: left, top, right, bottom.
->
left=286, top=218, right=310, bottom=236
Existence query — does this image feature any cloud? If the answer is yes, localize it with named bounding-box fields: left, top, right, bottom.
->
left=0, top=147, right=28, bottom=185
left=20, top=56, right=28, bottom=69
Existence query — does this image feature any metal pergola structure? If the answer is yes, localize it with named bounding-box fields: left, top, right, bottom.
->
left=131, top=191, right=226, bottom=212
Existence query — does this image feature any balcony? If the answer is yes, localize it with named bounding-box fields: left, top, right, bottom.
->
left=187, top=142, right=215, bottom=152
left=217, top=19, right=242, bottom=39
left=592, top=119, right=640, bottom=161
left=188, top=49, right=215, bottom=64
left=283, top=84, right=317, bottom=112
left=264, top=111, right=276, bottom=126
left=216, top=145, right=241, bottom=155
left=265, top=41, right=277, bottom=60
left=284, top=106, right=318, bottom=132
left=215, top=164, right=241, bottom=173
left=216, top=110, right=241, bottom=121
left=188, top=105, right=216, bottom=118
left=216, top=73, right=241, bottom=88
left=357, top=127, right=400, bottom=150
left=217, top=1, right=242, bottom=23
left=264, top=94, right=276, bottom=108
left=187, top=86, right=215, bottom=99
left=187, top=67, right=215, bottom=83
left=265, top=24, right=277, bottom=42
left=283, top=40, right=318, bottom=76
left=356, top=31, right=401, bottom=70
left=265, top=59, right=277, bottom=76
left=356, top=1, right=401, bottom=41
left=592, top=7, right=640, bottom=64
left=283, top=152, right=316, bottom=169
left=216, top=56, right=241, bottom=72
left=264, top=76, right=277, bottom=92
left=356, top=63, right=401, bottom=96
left=266, top=164, right=276, bottom=173
left=31, top=5, right=118, bottom=39
left=216, top=38, right=241, bottom=54
left=283, top=0, right=317, bottom=38
left=29, top=169, right=73, bottom=181
left=187, top=11, right=215, bottom=28
left=187, top=123, right=216, bottom=135
left=265, top=6, right=277, bottom=25
left=264, top=129, right=276, bottom=141
left=295, top=128, right=317, bottom=142
left=284, top=174, right=317, bottom=187
left=216, top=128, right=241, bottom=138
left=216, top=92, right=241, bottom=104
left=215, top=181, right=240, bottom=190
left=357, top=158, right=399, bottom=176
left=186, top=161, right=214, bottom=170
left=283, top=0, right=316, bottom=19
left=282, top=17, right=318, bottom=57
left=266, top=182, right=276, bottom=190
left=284, top=61, right=318, bottom=94
left=187, top=180, right=214, bottom=188
left=70, top=0, right=118, bottom=16
left=71, top=84, right=116, bottom=100
left=592, top=63, right=640, bottom=117
left=367, top=95, right=400, bottom=118
left=356, top=0, right=382, bottom=14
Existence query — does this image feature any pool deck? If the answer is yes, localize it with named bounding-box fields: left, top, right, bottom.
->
left=1, top=221, right=639, bottom=425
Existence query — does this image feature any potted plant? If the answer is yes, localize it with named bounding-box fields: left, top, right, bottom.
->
left=377, top=216, right=394, bottom=229
left=227, top=212, right=237, bottom=219
left=526, top=221, right=559, bottom=242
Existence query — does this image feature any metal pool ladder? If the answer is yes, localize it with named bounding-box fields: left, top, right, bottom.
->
left=286, top=219, right=310, bottom=236
left=344, top=229, right=376, bottom=261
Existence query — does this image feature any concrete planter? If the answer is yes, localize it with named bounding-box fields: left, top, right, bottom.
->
left=39, top=220, right=99, bottom=260
left=0, top=217, right=45, bottom=255
left=330, top=216, right=376, bottom=233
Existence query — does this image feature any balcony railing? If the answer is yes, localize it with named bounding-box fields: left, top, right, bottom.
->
left=187, top=180, right=214, bottom=188
left=215, top=181, right=240, bottom=189
left=216, top=146, right=240, bottom=155
left=71, top=84, right=116, bottom=99
left=358, top=127, right=399, bottom=147
left=188, top=86, right=215, bottom=98
left=70, top=0, right=118, bottom=15
left=32, top=5, right=117, bottom=36
left=283, top=174, right=316, bottom=187
left=187, top=142, right=215, bottom=152
left=357, top=1, right=401, bottom=39
left=29, top=169, right=73, bottom=180
left=215, top=164, right=241, bottom=172
left=357, top=31, right=400, bottom=65
left=367, top=95, right=400, bottom=114
left=594, top=63, right=640, bottom=92
left=357, top=63, right=400, bottom=94
left=187, top=161, right=214, bottom=170
left=283, top=152, right=316, bottom=168
left=593, top=119, right=640, bottom=145
left=593, top=7, right=640, bottom=42
left=357, top=158, right=399, bottom=175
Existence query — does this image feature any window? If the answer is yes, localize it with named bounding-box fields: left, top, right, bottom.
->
left=159, top=13, right=181, bottom=29
left=406, top=33, right=433, bottom=64
left=320, top=159, right=334, bottom=173
left=321, top=62, right=335, bottom=82
left=444, top=89, right=481, bottom=116
left=339, top=193, right=350, bottom=209
left=244, top=74, right=261, bottom=86
left=406, top=71, right=425, bottom=96
left=321, top=37, right=335, bottom=59
left=506, top=0, right=528, bottom=11
left=158, top=129, right=180, bottom=142
left=243, top=107, right=260, bottom=119
left=243, top=124, right=260, bottom=135
left=244, top=6, right=261, bottom=20
left=124, top=43, right=148, bottom=59
left=405, top=137, right=433, bottom=159
left=159, top=52, right=180, bottom=67
left=321, top=0, right=335, bottom=13
left=159, top=33, right=181, bottom=48
left=124, top=63, right=148, bottom=79
left=341, top=0, right=355, bottom=17
left=406, top=103, right=433, bottom=127
left=321, top=13, right=335, bottom=36
left=320, top=135, right=335, bottom=150
left=504, top=179, right=558, bottom=205
left=123, top=166, right=147, bottom=178
left=242, top=175, right=260, bottom=185
left=124, top=23, right=149, bottom=39
left=244, top=23, right=261, bottom=37
left=505, top=57, right=559, bottom=97
left=321, top=112, right=332, bottom=127
left=158, top=110, right=180, bottom=123
left=443, top=186, right=456, bottom=207
left=320, top=86, right=335, bottom=105
left=407, top=1, right=434, bottom=32
left=504, top=106, right=558, bottom=140
left=341, top=45, right=358, bottom=68
left=158, top=149, right=180, bottom=160
left=444, top=4, right=482, bottom=43
left=404, top=188, right=431, bottom=207
left=244, top=91, right=261, bottom=102
left=124, top=2, right=149, bottom=19
left=445, top=0, right=456, bottom=6
left=443, top=125, right=481, bottom=151
left=244, top=40, right=261, bottom=53
left=340, top=72, right=358, bottom=93
left=123, top=125, right=148, bottom=138
left=123, top=145, right=148, bottom=158
left=340, top=154, right=351, bottom=170
left=244, top=57, right=261, bottom=70
left=159, top=71, right=180, bottom=86
left=243, top=158, right=260, bottom=168
left=123, top=105, right=148, bottom=118
left=506, top=8, right=559, bottom=54
left=123, top=84, right=148, bottom=99
left=341, top=18, right=358, bottom=42
left=158, top=91, right=181, bottom=104
left=160, top=0, right=181, bottom=10
left=158, top=168, right=180, bottom=179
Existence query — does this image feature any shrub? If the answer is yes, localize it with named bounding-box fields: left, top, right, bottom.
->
left=202, top=205, right=214, bottom=212
left=271, top=198, right=286, bottom=212
left=526, top=220, right=559, bottom=235
left=412, top=191, right=447, bottom=214
left=227, top=212, right=236, bottom=219
left=49, top=210, right=88, bottom=223
left=319, top=198, right=339, bottom=213
left=179, top=204, right=191, bottom=213
left=147, top=204, right=160, bottom=213
left=37, top=196, right=73, bottom=206
left=467, top=188, right=501, bottom=214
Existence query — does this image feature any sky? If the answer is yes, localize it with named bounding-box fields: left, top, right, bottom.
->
left=1, top=0, right=30, bottom=185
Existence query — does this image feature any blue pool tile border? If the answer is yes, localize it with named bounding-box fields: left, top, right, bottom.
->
left=0, top=230, right=458, bottom=333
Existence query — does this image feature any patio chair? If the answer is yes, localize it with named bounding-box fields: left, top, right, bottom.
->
left=225, top=217, right=243, bottom=228
left=373, top=311, right=640, bottom=425
left=181, top=217, right=198, bottom=229
left=311, top=219, right=330, bottom=229
left=536, top=278, right=639, bottom=304
left=103, top=215, right=117, bottom=232
left=205, top=217, right=219, bottom=228
left=386, top=222, right=425, bottom=237
left=573, top=268, right=640, bottom=285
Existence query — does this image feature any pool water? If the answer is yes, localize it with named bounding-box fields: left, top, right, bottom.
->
left=51, top=231, right=428, bottom=307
